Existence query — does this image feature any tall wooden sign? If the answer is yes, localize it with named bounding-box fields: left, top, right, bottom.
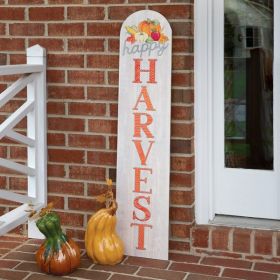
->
left=116, top=10, right=172, bottom=260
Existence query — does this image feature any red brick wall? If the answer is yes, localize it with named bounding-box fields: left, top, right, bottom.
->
left=0, top=1, right=195, bottom=252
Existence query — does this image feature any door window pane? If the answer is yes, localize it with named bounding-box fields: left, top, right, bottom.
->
left=224, top=0, right=274, bottom=169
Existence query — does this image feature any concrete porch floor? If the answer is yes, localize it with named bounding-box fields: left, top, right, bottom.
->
left=1, top=235, right=280, bottom=280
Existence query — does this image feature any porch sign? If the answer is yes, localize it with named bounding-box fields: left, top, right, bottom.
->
left=116, top=10, right=172, bottom=260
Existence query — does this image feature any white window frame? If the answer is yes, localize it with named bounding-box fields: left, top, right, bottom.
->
left=194, top=0, right=215, bottom=224
left=194, top=0, right=280, bottom=224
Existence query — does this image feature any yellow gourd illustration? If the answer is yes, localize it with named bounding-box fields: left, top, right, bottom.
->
left=85, top=179, right=124, bottom=265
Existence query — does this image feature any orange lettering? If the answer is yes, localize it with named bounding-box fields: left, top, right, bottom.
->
left=133, top=196, right=151, bottom=222
left=133, top=112, right=154, bottom=138
left=133, top=167, right=152, bottom=194
left=133, top=59, right=157, bottom=84
left=133, top=140, right=154, bottom=166
left=133, top=86, right=155, bottom=111
left=130, top=223, right=152, bottom=250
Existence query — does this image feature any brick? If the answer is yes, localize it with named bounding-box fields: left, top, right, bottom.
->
left=93, top=264, right=139, bottom=274
left=89, top=0, right=124, bottom=2
left=108, top=39, right=119, bottom=52
left=48, top=195, right=64, bottom=209
left=0, top=39, right=24, bottom=51
left=48, top=164, right=66, bottom=177
left=47, top=101, right=65, bottom=114
left=233, top=229, right=251, bottom=253
left=10, top=146, right=27, bottom=160
left=110, top=103, right=118, bottom=117
left=68, top=39, right=105, bottom=52
left=0, top=241, right=22, bottom=249
left=10, top=177, right=27, bottom=191
left=109, top=136, right=117, bottom=150
left=170, top=173, right=193, bottom=188
left=108, top=275, right=147, bottom=280
left=149, top=5, right=192, bottom=20
left=108, top=6, right=145, bottom=20
left=171, top=22, right=193, bottom=36
left=171, top=156, right=194, bottom=172
left=0, top=54, right=7, bottom=65
left=47, top=133, right=65, bottom=146
left=16, top=244, right=39, bottom=253
left=48, top=54, right=84, bottom=68
left=88, top=119, right=117, bottom=134
left=187, top=275, right=237, bottom=280
left=68, top=70, right=104, bottom=85
left=48, top=180, right=84, bottom=195
left=68, top=134, right=106, bottom=149
left=56, top=211, right=84, bottom=227
left=192, top=227, right=209, bottom=248
left=170, top=207, right=194, bottom=222
left=201, top=257, right=252, bottom=269
left=129, top=0, right=165, bottom=2
left=87, top=87, right=118, bottom=101
left=29, top=38, right=64, bottom=51
left=48, top=23, right=84, bottom=36
left=48, top=86, right=84, bottom=100
left=88, top=151, right=117, bottom=166
left=48, top=0, right=83, bottom=3
left=212, top=228, right=230, bottom=251
left=68, top=197, right=103, bottom=212
left=4, top=251, right=34, bottom=261
left=13, top=262, right=40, bottom=273
left=170, top=190, right=194, bottom=205
left=138, top=267, right=185, bottom=280
left=222, top=268, right=277, bottom=280
left=172, top=73, right=193, bottom=87
left=171, top=123, right=193, bottom=138
left=255, top=231, right=273, bottom=255
left=0, top=23, right=5, bottom=35
left=173, top=38, right=193, bottom=53
left=171, top=139, right=193, bottom=154
left=173, top=55, right=194, bottom=70
left=29, top=7, right=64, bottom=21
left=171, top=106, right=194, bottom=120
left=10, top=54, right=25, bottom=64
left=108, top=71, right=119, bottom=85
left=254, top=262, right=280, bottom=274
left=25, top=273, right=73, bottom=280
left=169, top=253, right=200, bottom=263
left=87, top=183, right=108, bottom=196
left=9, top=23, right=44, bottom=36
left=68, top=102, right=106, bottom=116
left=0, top=270, right=28, bottom=280
left=125, top=256, right=169, bottom=269
left=0, top=259, right=20, bottom=269
left=87, top=55, right=119, bottom=69
left=0, top=7, right=24, bottom=20
left=69, top=166, right=106, bottom=181
left=88, top=22, right=122, bottom=36
left=47, top=70, right=65, bottom=83
left=48, top=117, right=85, bottom=132
left=169, top=263, right=220, bottom=276
left=8, top=0, right=44, bottom=3
left=169, top=240, right=190, bottom=251
left=48, top=148, right=85, bottom=163
left=1, top=99, right=24, bottom=113
left=172, top=89, right=194, bottom=104
left=68, top=6, right=105, bottom=20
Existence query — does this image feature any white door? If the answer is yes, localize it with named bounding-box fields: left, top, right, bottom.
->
left=213, top=0, right=280, bottom=219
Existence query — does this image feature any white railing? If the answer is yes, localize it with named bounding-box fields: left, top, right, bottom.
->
left=0, top=45, right=47, bottom=238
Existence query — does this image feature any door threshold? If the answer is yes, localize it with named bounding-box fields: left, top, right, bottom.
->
left=210, top=215, right=280, bottom=230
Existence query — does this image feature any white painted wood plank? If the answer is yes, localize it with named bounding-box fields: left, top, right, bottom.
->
left=27, top=44, right=47, bottom=239
left=0, top=158, right=35, bottom=176
left=116, top=10, right=172, bottom=260
left=0, top=203, right=43, bottom=236
left=0, top=64, right=43, bottom=76
left=0, top=73, right=37, bottom=108
left=0, top=190, right=36, bottom=204
left=0, top=100, right=34, bottom=140
left=6, top=130, right=35, bottom=147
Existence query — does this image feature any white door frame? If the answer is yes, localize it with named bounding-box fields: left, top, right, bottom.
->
left=194, top=0, right=280, bottom=224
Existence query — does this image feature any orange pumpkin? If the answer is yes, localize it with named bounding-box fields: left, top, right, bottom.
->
left=138, top=19, right=161, bottom=36
left=35, top=212, right=80, bottom=276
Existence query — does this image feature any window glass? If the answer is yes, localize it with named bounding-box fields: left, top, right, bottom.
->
left=224, top=0, right=274, bottom=169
